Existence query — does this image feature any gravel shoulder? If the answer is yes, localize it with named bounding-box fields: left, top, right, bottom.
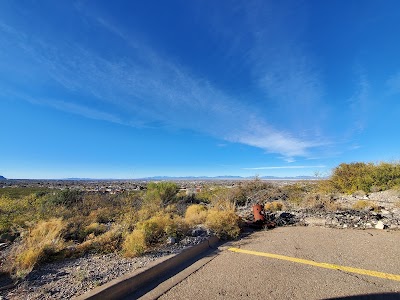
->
left=0, top=236, right=209, bottom=300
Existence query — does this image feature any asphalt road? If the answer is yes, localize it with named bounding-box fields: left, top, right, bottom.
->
left=158, top=227, right=400, bottom=300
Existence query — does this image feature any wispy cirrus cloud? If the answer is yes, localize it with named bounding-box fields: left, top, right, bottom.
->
left=347, top=69, right=370, bottom=133
left=242, top=1, right=326, bottom=132
left=0, top=5, right=326, bottom=161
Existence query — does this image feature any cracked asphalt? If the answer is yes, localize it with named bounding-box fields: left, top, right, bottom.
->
left=158, top=227, right=400, bottom=300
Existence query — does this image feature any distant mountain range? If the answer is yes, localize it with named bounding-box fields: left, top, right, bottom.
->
left=138, top=175, right=320, bottom=180
left=63, top=175, right=321, bottom=181
left=1, top=175, right=322, bottom=181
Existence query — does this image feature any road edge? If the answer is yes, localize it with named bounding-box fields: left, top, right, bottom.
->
left=74, top=236, right=220, bottom=300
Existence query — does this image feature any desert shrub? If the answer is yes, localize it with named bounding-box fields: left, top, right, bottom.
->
left=315, top=179, right=335, bottom=194
left=372, top=162, right=400, bottom=190
left=0, top=187, right=50, bottom=199
left=145, top=182, right=179, bottom=206
left=301, top=194, right=343, bottom=211
left=264, top=201, right=284, bottom=212
left=0, top=195, right=41, bottom=237
left=84, top=222, right=107, bottom=236
left=281, top=183, right=308, bottom=205
left=122, top=229, right=147, bottom=257
left=136, top=213, right=187, bottom=244
left=185, top=204, right=208, bottom=226
left=205, top=209, right=240, bottom=239
left=137, top=201, right=163, bottom=221
left=75, top=226, right=122, bottom=255
left=209, top=188, right=237, bottom=211
left=118, top=209, right=139, bottom=232
left=352, top=200, right=378, bottom=211
left=330, top=162, right=400, bottom=194
left=231, top=179, right=281, bottom=206
left=194, top=186, right=227, bottom=204
left=87, top=208, right=115, bottom=224
left=11, top=218, right=65, bottom=277
left=47, top=189, right=83, bottom=207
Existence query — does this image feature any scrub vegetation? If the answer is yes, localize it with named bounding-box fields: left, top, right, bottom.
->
left=1, top=161, right=399, bottom=279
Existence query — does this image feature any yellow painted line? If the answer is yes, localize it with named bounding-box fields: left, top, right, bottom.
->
left=228, top=247, right=400, bottom=282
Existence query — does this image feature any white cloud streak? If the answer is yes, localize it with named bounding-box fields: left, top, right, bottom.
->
left=0, top=7, right=327, bottom=160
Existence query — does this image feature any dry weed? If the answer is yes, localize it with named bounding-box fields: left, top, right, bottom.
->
left=264, top=201, right=284, bottom=212
left=352, top=200, right=379, bottom=211
left=11, top=218, right=65, bottom=277
left=185, top=204, right=208, bottom=226
left=205, top=209, right=240, bottom=239
left=122, top=229, right=147, bottom=257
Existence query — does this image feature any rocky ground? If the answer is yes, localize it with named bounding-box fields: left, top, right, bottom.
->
left=0, top=233, right=210, bottom=300
left=237, top=189, right=400, bottom=230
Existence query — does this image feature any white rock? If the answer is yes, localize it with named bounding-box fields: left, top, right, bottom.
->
left=375, top=220, right=385, bottom=230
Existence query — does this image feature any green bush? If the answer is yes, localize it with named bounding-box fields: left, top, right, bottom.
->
left=145, top=182, right=179, bottom=206
left=47, top=189, right=83, bottom=207
left=330, top=162, right=400, bottom=194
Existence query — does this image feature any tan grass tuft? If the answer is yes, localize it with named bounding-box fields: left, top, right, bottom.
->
left=185, top=204, right=208, bottom=226
left=122, top=229, right=147, bottom=257
left=205, top=209, right=240, bottom=239
left=12, top=218, right=65, bottom=277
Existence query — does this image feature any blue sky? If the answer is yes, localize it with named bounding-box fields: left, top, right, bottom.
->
left=1, top=0, right=400, bottom=179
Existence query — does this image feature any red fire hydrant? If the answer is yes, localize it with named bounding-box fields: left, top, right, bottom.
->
left=252, top=204, right=265, bottom=222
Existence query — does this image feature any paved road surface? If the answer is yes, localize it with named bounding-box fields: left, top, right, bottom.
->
left=158, top=227, right=400, bottom=300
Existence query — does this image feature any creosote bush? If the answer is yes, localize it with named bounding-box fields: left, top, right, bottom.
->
left=205, top=209, right=240, bottom=239
left=123, top=230, right=147, bottom=257
left=145, top=182, right=179, bottom=206
left=136, top=213, right=188, bottom=244
left=185, top=204, right=208, bottom=226
left=330, top=162, right=400, bottom=194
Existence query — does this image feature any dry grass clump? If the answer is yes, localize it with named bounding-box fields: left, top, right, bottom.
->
left=75, top=226, right=122, bottom=255
left=84, top=222, right=107, bottom=236
left=122, top=229, right=147, bottom=257
left=352, top=200, right=379, bottom=211
left=185, top=204, right=208, bottom=226
left=205, top=209, right=240, bottom=239
left=11, top=218, right=65, bottom=277
left=122, top=212, right=188, bottom=257
left=136, top=213, right=188, bottom=244
left=301, top=194, right=344, bottom=211
left=264, top=201, right=284, bottom=212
